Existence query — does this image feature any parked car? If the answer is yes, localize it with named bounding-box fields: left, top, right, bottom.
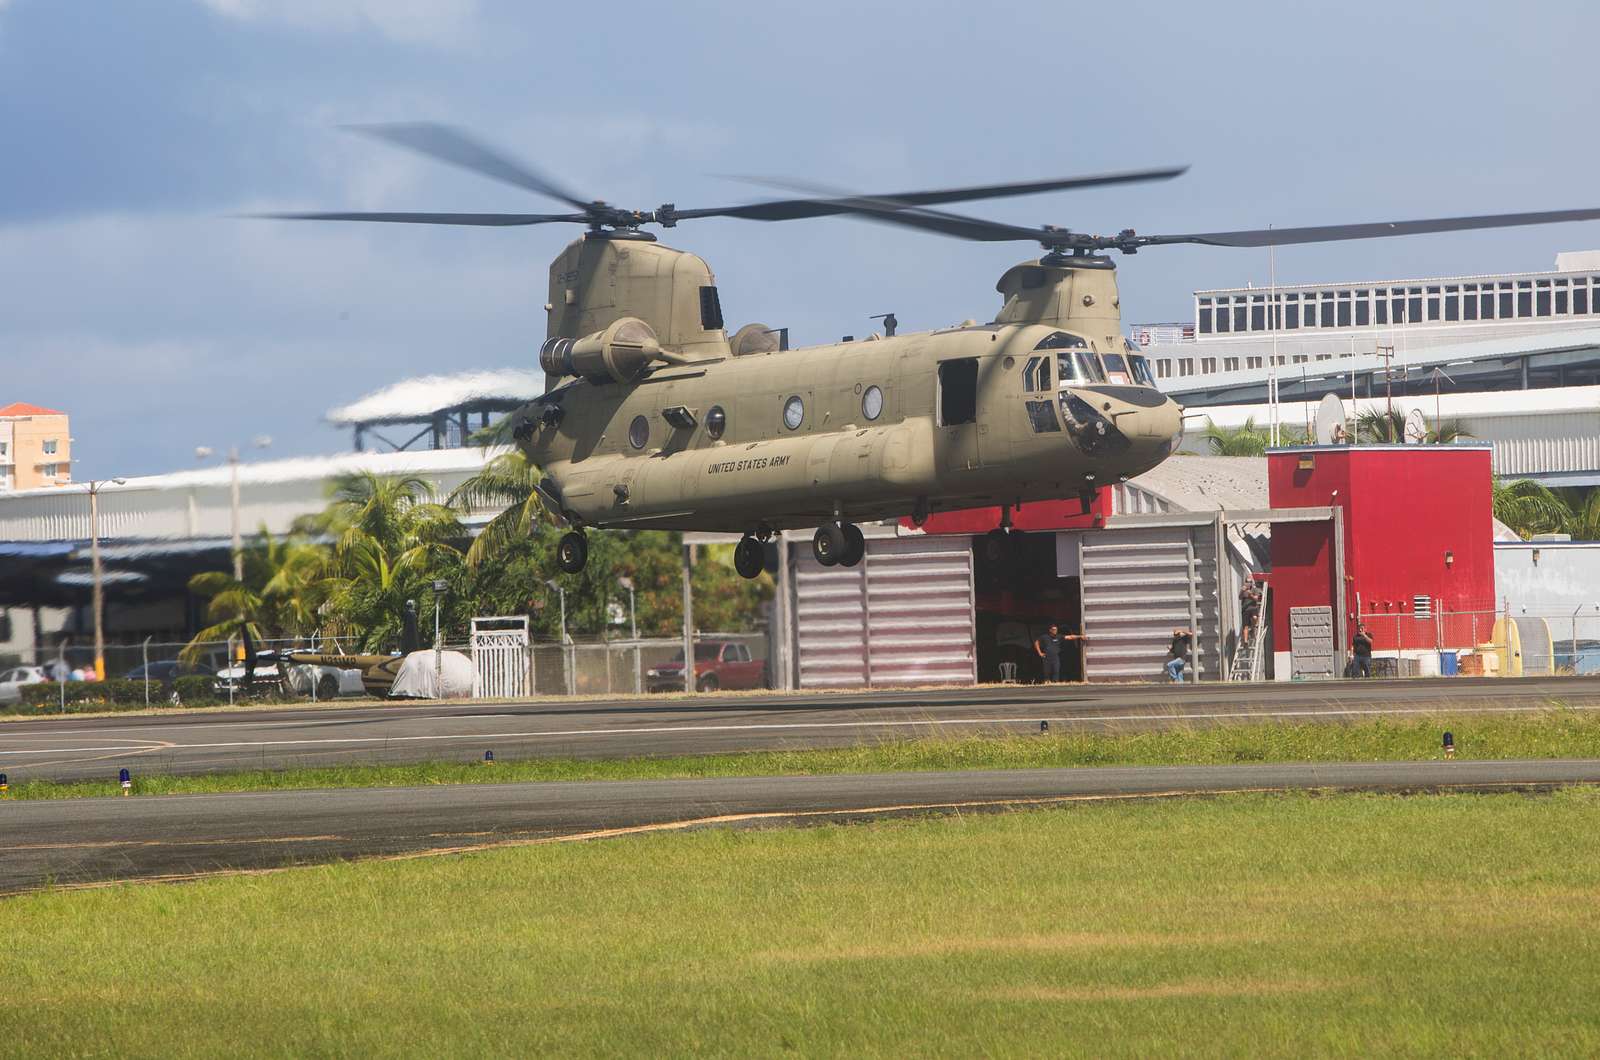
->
left=645, top=641, right=766, bottom=693
left=214, top=650, right=365, bottom=700
left=0, top=665, right=50, bottom=705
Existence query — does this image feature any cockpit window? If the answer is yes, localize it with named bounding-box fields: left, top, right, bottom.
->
left=1057, top=350, right=1105, bottom=384
left=1102, top=352, right=1131, bottom=384
left=1128, top=353, right=1156, bottom=387
left=1034, top=331, right=1088, bottom=351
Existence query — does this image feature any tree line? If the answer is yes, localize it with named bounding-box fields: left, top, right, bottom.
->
left=184, top=452, right=771, bottom=657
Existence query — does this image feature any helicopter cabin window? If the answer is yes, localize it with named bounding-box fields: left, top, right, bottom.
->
left=1101, top=352, right=1131, bottom=384
left=1025, top=399, right=1060, bottom=433
left=862, top=385, right=884, bottom=421
left=705, top=405, right=727, bottom=440
left=1128, top=353, right=1156, bottom=387
left=937, top=359, right=978, bottom=427
left=699, top=286, right=724, bottom=331
left=628, top=415, right=650, bottom=450
left=1022, top=355, right=1052, bottom=392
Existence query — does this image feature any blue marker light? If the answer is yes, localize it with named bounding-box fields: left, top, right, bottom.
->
left=119, top=767, right=131, bottom=795
left=484, top=750, right=495, bottom=764
left=0, top=772, right=8, bottom=793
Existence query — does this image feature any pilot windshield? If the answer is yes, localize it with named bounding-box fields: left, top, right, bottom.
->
left=1123, top=340, right=1157, bottom=387
left=1034, top=331, right=1104, bottom=386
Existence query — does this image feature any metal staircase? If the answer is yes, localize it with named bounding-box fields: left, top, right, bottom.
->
left=1228, top=583, right=1269, bottom=682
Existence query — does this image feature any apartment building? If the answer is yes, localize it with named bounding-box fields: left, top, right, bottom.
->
left=0, top=402, right=71, bottom=491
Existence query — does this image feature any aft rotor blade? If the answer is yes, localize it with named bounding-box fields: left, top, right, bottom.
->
left=1145, top=207, right=1600, bottom=248
left=348, top=123, right=593, bottom=210
left=676, top=166, right=1187, bottom=224
left=250, top=210, right=588, bottom=226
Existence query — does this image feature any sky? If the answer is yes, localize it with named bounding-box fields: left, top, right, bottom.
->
left=4, top=0, right=1599, bottom=479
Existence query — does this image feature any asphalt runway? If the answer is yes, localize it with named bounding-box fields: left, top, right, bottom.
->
left=1, top=675, right=1596, bottom=784
left=5, top=758, right=1598, bottom=894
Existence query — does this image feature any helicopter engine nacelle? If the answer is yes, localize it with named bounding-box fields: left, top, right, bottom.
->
left=540, top=317, right=663, bottom=384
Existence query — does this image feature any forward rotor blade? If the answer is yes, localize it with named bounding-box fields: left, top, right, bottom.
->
left=676, top=166, right=1186, bottom=224
left=1145, top=207, right=1600, bottom=248
left=250, top=210, right=588, bottom=227
left=348, top=123, right=592, bottom=210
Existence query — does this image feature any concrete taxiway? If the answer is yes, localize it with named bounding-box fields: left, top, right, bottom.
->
left=4, top=758, right=1598, bottom=894
left=2, top=676, right=1596, bottom=783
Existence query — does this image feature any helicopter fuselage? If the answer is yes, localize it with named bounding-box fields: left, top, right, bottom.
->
left=517, top=318, right=1183, bottom=534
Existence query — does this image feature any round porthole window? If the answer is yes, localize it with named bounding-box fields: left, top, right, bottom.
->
left=782, top=395, right=804, bottom=430
left=706, top=405, right=727, bottom=440
left=861, top=385, right=884, bottom=421
left=628, top=414, right=649, bottom=450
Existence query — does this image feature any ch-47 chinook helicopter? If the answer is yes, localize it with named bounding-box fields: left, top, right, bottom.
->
left=268, top=124, right=1600, bottom=580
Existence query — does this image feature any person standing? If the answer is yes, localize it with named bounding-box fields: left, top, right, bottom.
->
left=1035, top=622, right=1064, bottom=683
left=1239, top=583, right=1262, bottom=645
left=1351, top=625, right=1373, bottom=678
left=1166, top=628, right=1194, bottom=682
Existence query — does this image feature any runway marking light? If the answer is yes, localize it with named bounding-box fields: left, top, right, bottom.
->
left=119, top=767, right=131, bottom=795
left=0, top=772, right=8, bottom=794
left=484, top=750, right=495, bottom=765
left=1442, top=732, right=1455, bottom=759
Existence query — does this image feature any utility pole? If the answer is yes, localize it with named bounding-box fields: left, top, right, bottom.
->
left=197, top=436, right=270, bottom=582
left=681, top=543, right=695, bottom=693
left=618, top=576, right=639, bottom=693
left=1375, top=345, right=1397, bottom=426
left=544, top=579, right=570, bottom=695
left=86, top=478, right=126, bottom=681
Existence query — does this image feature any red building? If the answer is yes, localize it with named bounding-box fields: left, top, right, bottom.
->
left=1267, top=444, right=1497, bottom=662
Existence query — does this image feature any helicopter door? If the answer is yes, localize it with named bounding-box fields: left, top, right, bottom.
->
left=936, top=357, right=982, bottom=473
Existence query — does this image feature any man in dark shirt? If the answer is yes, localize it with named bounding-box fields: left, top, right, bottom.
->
left=1166, top=628, right=1194, bottom=682
left=1035, top=623, right=1064, bottom=683
left=1239, top=584, right=1262, bottom=645
left=1351, top=625, right=1373, bottom=678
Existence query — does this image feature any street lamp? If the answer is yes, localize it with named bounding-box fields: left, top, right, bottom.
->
left=197, top=436, right=271, bottom=581
left=544, top=578, right=572, bottom=695
left=432, top=578, right=449, bottom=694
left=86, top=477, right=127, bottom=680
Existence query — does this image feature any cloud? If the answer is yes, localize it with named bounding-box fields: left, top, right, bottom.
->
left=196, top=0, right=478, bottom=45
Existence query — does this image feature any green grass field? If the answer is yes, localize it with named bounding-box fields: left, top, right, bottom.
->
left=4, top=789, right=1599, bottom=1056
left=9, top=708, right=1600, bottom=800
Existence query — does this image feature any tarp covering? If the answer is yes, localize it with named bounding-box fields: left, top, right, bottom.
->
left=389, top=649, right=475, bottom=699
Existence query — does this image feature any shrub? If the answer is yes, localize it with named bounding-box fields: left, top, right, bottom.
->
left=173, top=674, right=222, bottom=707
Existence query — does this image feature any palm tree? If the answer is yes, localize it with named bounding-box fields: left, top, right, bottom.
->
left=307, top=472, right=467, bottom=650
left=1552, top=486, right=1600, bottom=541
left=1354, top=407, right=1407, bottom=443
left=182, top=527, right=326, bottom=663
left=448, top=449, right=546, bottom=567
left=1492, top=478, right=1569, bottom=539
left=1200, top=417, right=1269, bottom=457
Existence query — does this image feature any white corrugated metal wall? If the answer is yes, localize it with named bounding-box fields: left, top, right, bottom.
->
left=1462, top=410, right=1600, bottom=478
left=1076, top=525, right=1225, bottom=681
left=792, top=535, right=976, bottom=688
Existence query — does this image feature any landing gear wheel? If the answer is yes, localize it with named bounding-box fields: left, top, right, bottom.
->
left=734, top=535, right=765, bottom=580
left=316, top=674, right=340, bottom=700
left=839, top=522, right=865, bottom=567
left=556, top=530, right=589, bottom=574
left=812, top=522, right=848, bottom=566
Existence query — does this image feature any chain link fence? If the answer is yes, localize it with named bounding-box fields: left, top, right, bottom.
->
left=30, top=631, right=772, bottom=699
left=1355, top=606, right=1600, bottom=676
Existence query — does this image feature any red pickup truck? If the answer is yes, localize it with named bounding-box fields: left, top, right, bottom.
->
left=645, top=641, right=767, bottom=693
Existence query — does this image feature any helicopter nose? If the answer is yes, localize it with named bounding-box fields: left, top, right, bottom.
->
left=1059, top=387, right=1183, bottom=469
